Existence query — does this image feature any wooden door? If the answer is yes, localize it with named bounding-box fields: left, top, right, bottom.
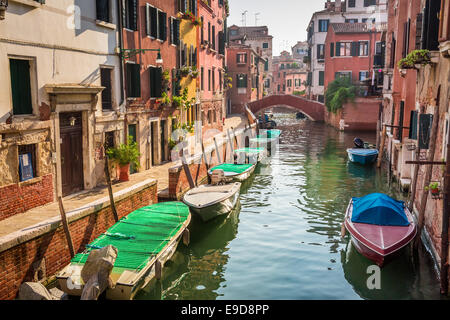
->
left=60, top=112, right=84, bottom=196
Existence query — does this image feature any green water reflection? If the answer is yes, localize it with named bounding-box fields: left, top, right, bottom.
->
left=136, top=114, right=444, bottom=300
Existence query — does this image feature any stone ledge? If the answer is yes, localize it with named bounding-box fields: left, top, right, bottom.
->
left=0, top=178, right=157, bottom=253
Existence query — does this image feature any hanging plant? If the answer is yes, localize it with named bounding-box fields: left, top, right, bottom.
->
left=324, top=77, right=357, bottom=114
left=179, top=66, right=191, bottom=77
left=397, top=49, right=431, bottom=70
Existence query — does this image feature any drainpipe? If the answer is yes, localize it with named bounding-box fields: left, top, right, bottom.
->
left=440, top=125, right=450, bottom=295
left=117, top=0, right=124, bottom=107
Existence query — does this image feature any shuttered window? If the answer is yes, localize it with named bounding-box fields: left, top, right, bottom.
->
left=398, top=101, right=405, bottom=142
left=100, top=67, right=113, bottom=110
left=10, top=59, right=33, bottom=115
left=409, top=110, right=419, bottom=140
left=124, top=0, right=137, bottom=31
left=351, top=42, right=359, bottom=56
left=126, top=63, right=141, bottom=98
left=96, top=0, right=110, bottom=22
left=218, top=31, right=225, bottom=55
left=236, top=74, right=247, bottom=88
left=158, top=11, right=167, bottom=41
left=149, top=67, right=162, bottom=98
left=335, top=42, right=341, bottom=56
left=319, top=71, right=324, bottom=86
left=330, top=42, right=334, bottom=57
left=170, top=18, right=180, bottom=45
left=419, top=114, right=433, bottom=149
left=415, top=13, right=423, bottom=49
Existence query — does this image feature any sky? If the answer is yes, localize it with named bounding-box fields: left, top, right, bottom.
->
left=227, top=0, right=326, bottom=56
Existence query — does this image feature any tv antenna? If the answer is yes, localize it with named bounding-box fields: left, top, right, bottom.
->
left=255, top=13, right=260, bottom=26
left=241, top=10, right=248, bottom=26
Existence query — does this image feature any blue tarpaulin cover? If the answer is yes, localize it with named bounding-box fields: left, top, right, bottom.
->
left=347, top=149, right=379, bottom=156
left=351, top=193, right=410, bottom=226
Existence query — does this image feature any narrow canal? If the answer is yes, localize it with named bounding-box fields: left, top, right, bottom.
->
left=136, top=113, right=444, bottom=300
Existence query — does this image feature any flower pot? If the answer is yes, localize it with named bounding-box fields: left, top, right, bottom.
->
left=118, top=163, right=130, bottom=182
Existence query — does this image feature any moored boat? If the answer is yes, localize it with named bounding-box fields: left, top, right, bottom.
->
left=347, top=148, right=379, bottom=165
left=56, top=202, right=191, bottom=300
left=183, top=182, right=241, bottom=222
left=343, top=193, right=417, bottom=267
left=234, top=147, right=266, bottom=164
left=208, top=163, right=256, bottom=182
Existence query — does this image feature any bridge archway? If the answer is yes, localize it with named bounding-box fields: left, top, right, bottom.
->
left=248, top=95, right=325, bottom=121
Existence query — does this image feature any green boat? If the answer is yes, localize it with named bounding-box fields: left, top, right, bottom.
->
left=234, top=147, right=266, bottom=164
left=56, top=202, right=191, bottom=300
left=250, top=129, right=282, bottom=146
left=208, top=163, right=256, bottom=182
left=257, top=129, right=282, bottom=139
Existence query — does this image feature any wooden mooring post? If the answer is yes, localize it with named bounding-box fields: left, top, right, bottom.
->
left=213, top=137, right=222, bottom=164
left=57, top=196, right=75, bottom=258
left=377, top=125, right=387, bottom=168
left=104, top=155, right=119, bottom=223
left=181, top=148, right=195, bottom=189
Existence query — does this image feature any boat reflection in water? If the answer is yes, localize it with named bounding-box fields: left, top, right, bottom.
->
left=135, top=202, right=242, bottom=300
left=340, top=240, right=443, bottom=299
left=346, top=161, right=376, bottom=180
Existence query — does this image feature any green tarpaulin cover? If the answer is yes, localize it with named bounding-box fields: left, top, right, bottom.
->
left=234, top=148, right=265, bottom=154
left=210, top=163, right=254, bottom=174
left=71, top=202, right=190, bottom=271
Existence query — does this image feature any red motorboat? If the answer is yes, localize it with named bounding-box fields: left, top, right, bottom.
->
left=343, top=193, right=417, bottom=267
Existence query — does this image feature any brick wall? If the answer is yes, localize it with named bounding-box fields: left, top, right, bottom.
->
left=0, top=174, right=54, bottom=222
left=0, top=182, right=157, bottom=300
left=325, top=97, right=380, bottom=131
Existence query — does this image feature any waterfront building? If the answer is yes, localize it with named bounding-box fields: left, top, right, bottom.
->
left=379, top=0, right=450, bottom=294
left=306, top=0, right=388, bottom=102
left=272, top=50, right=307, bottom=95
left=228, top=25, right=274, bottom=96
left=225, top=43, right=266, bottom=114
left=199, top=0, right=228, bottom=135
left=0, top=0, right=124, bottom=219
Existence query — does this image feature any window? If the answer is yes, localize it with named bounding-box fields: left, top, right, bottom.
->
left=218, top=31, right=225, bottom=55
left=317, top=44, right=325, bottom=60
left=105, top=131, right=115, bottom=150
left=18, top=144, right=37, bottom=182
left=280, top=64, right=285, bottom=69
left=359, top=41, right=369, bottom=56
left=335, top=71, right=352, bottom=81
left=201, top=67, right=204, bottom=91
left=170, top=18, right=180, bottom=45
left=421, top=0, right=442, bottom=50
left=263, top=42, right=269, bottom=49
left=201, top=17, right=204, bottom=43
left=146, top=5, right=167, bottom=41
left=230, top=29, right=238, bottom=36
left=178, top=0, right=197, bottom=14
left=409, top=110, right=419, bottom=140
left=236, top=53, right=247, bottom=64
left=362, top=18, right=376, bottom=23
left=100, top=67, right=113, bottom=110
left=96, top=0, right=110, bottom=22
left=10, top=58, right=34, bottom=115
left=318, top=95, right=324, bottom=103
left=212, top=68, right=215, bottom=92
left=359, top=71, right=369, bottom=82
left=126, top=63, right=140, bottom=98
left=345, top=19, right=358, bottom=23
left=264, top=60, right=269, bottom=71
left=149, top=67, right=162, bottom=98
left=208, top=69, right=211, bottom=91
left=402, top=19, right=411, bottom=58
left=319, top=71, right=324, bottom=86
left=319, top=20, right=329, bottom=32
left=348, top=0, right=356, bottom=8
left=336, top=42, right=352, bottom=56
left=124, top=0, right=137, bottom=31
left=287, top=79, right=292, bottom=87
left=237, top=74, right=247, bottom=88
left=212, top=25, right=216, bottom=50
left=364, top=0, right=376, bottom=7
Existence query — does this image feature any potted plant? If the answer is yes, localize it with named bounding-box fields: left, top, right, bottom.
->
left=425, top=182, right=441, bottom=199
left=106, top=137, right=141, bottom=182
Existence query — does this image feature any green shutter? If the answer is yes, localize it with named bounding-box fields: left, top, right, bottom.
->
left=330, top=43, right=334, bottom=57
left=319, top=71, right=324, bottom=86
left=150, top=67, right=162, bottom=98
left=335, top=42, right=341, bottom=56
left=126, top=63, right=141, bottom=98
left=409, top=111, right=418, bottom=140
left=10, top=59, right=33, bottom=115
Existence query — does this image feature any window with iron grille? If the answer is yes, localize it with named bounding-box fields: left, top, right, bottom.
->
left=18, top=144, right=37, bottom=182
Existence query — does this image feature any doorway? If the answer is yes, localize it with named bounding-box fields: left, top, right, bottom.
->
left=160, top=120, right=167, bottom=162
left=60, top=112, right=84, bottom=196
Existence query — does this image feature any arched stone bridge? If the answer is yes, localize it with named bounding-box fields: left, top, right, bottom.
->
left=248, top=94, right=325, bottom=121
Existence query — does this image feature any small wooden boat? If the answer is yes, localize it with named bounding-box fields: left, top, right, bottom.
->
left=183, top=182, right=241, bottom=222
left=56, top=202, right=191, bottom=300
left=343, top=193, right=417, bottom=267
left=347, top=148, right=379, bottom=165
left=234, top=147, right=266, bottom=164
left=208, top=163, right=256, bottom=182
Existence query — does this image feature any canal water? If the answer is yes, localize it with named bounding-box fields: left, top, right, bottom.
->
left=136, top=113, right=444, bottom=300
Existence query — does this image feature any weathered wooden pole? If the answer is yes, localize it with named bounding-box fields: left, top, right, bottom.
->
left=415, top=86, right=441, bottom=247
left=57, top=196, right=75, bottom=258
left=440, top=118, right=450, bottom=295
left=181, top=148, right=195, bottom=189
left=104, top=155, right=119, bottom=223
left=377, top=125, right=387, bottom=168
left=213, top=137, right=221, bottom=164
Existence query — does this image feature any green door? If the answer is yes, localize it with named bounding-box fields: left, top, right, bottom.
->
left=10, top=59, right=33, bottom=115
left=128, top=124, right=137, bottom=174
